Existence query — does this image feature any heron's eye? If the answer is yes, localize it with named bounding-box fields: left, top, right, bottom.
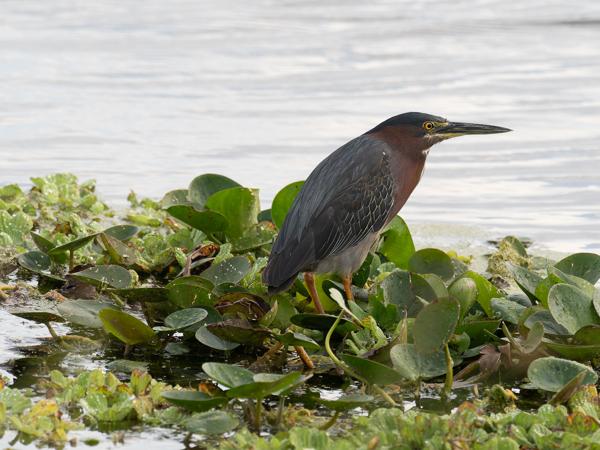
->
left=423, top=122, right=434, bottom=131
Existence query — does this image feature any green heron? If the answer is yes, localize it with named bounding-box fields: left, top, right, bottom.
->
left=263, top=112, right=510, bottom=313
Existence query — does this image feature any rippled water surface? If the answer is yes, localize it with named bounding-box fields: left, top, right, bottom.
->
left=2, top=0, right=600, bottom=253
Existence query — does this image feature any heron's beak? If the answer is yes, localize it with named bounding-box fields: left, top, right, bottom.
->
left=434, top=122, right=511, bottom=139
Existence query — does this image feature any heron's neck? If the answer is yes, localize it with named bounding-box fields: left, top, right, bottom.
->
left=366, top=126, right=432, bottom=161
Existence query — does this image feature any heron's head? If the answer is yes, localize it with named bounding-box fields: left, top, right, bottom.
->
left=366, top=112, right=511, bottom=156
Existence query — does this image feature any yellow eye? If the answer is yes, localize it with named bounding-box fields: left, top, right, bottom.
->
left=423, top=122, right=434, bottom=131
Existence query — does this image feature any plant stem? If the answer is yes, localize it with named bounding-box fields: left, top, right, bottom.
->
left=45, top=322, right=60, bottom=340
left=444, top=343, right=453, bottom=396
left=275, top=397, right=285, bottom=431
left=255, top=399, right=262, bottom=432
left=319, top=411, right=340, bottom=430
left=124, top=344, right=131, bottom=357
left=68, top=249, right=74, bottom=272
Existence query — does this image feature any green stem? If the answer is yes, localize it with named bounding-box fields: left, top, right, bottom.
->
left=68, top=249, right=74, bottom=272
left=45, top=322, right=60, bottom=340
left=255, top=399, right=262, bottom=432
left=444, top=343, right=453, bottom=396
left=325, top=312, right=397, bottom=407
left=275, top=396, right=285, bottom=431
left=319, top=411, right=341, bottom=430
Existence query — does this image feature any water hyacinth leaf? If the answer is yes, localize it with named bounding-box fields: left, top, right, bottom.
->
left=98, top=233, right=138, bottom=266
left=547, top=284, right=599, bottom=335
left=340, top=354, right=404, bottom=386
left=508, top=263, right=543, bottom=301
left=271, top=180, right=304, bottom=229
left=574, top=325, right=600, bottom=345
left=554, top=253, right=600, bottom=284
left=11, top=309, right=64, bottom=324
left=183, top=410, right=239, bottom=435
left=166, top=205, right=228, bottom=234
left=103, top=224, right=138, bottom=241
left=378, top=216, right=415, bottom=269
left=409, top=248, right=454, bottom=281
left=413, top=297, right=460, bottom=354
left=352, top=253, right=374, bottom=288
left=202, top=362, right=254, bottom=388
left=458, top=271, right=502, bottom=317
left=166, top=276, right=213, bottom=308
left=230, top=224, right=275, bottom=252
left=449, top=277, right=478, bottom=319
left=275, top=331, right=320, bottom=352
left=317, top=394, right=374, bottom=412
left=30, top=231, right=55, bottom=253
left=501, top=236, right=528, bottom=257
left=207, top=319, right=271, bottom=346
left=520, top=321, right=544, bottom=353
left=160, top=189, right=190, bottom=208
left=226, top=372, right=304, bottom=399
left=98, top=309, right=155, bottom=345
left=17, top=251, right=64, bottom=281
left=163, top=308, right=208, bottom=330
left=161, top=391, right=228, bottom=412
left=527, top=357, right=598, bottom=392
left=593, top=290, right=600, bottom=318
left=57, top=299, right=118, bottom=328
left=188, top=173, right=241, bottom=210
left=107, top=287, right=170, bottom=304
left=523, top=309, right=570, bottom=336
left=379, top=269, right=415, bottom=308
left=544, top=341, right=600, bottom=362
left=48, top=234, right=97, bottom=256
left=195, top=326, right=239, bottom=351
left=390, top=343, right=449, bottom=381
left=548, top=266, right=596, bottom=298
left=535, top=273, right=562, bottom=308
left=491, top=297, right=527, bottom=325
left=258, top=208, right=272, bottom=222
left=71, top=265, right=132, bottom=289
left=200, top=256, right=251, bottom=286
left=410, top=273, right=438, bottom=303
left=290, top=313, right=359, bottom=334
left=216, top=292, right=270, bottom=321
left=420, top=274, right=449, bottom=300
left=456, top=319, right=501, bottom=346
left=204, top=187, right=260, bottom=239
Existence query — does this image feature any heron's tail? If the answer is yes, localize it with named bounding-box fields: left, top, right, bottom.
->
left=262, top=257, right=299, bottom=295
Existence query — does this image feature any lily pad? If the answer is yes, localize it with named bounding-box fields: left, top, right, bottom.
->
left=274, top=331, right=320, bottom=352
left=340, top=354, right=404, bottom=386
left=200, top=256, right=251, bottom=286
left=188, top=174, right=241, bottom=210
left=527, top=356, right=598, bottom=392
left=57, top=299, right=118, bottom=328
left=71, top=265, right=132, bottom=289
left=98, top=309, right=155, bottom=345
left=491, top=297, right=527, bottom=325
left=390, top=343, right=449, bottom=381
left=195, top=326, right=239, bottom=351
left=11, top=309, right=64, bottom=324
left=574, top=325, right=600, bottom=345
left=377, top=216, right=415, bottom=269
left=554, top=253, right=600, bottom=284
left=548, top=284, right=599, bottom=335
left=202, top=362, right=254, bottom=388
left=161, top=391, right=228, bottom=412
left=166, top=205, right=228, bottom=234
left=271, top=181, right=304, bottom=229
left=408, top=248, right=454, bottom=281
left=317, top=394, right=374, bottom=412
left=378, top=269, right=415, bottom=309
left=523, top=309, right=570, bottom=336
left=413, top=297, right=460, bottom=354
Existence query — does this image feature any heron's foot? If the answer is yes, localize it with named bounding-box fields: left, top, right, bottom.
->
left=304, top=272, right=325, bottom=314
left=342, top=275, right=353, bottom=301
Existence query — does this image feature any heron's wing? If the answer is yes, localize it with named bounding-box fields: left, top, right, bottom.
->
left=264, top=135, right=396, bottom=290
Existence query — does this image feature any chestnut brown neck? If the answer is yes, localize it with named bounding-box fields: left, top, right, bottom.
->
left=366, top=125, right=435, bottom=161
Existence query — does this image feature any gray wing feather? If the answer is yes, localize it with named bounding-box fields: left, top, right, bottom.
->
left=263, top=135, right=395, bottom=290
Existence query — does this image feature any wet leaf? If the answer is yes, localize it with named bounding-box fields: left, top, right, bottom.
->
left=183, top=410, right=239, bottom=434
left=71, top=265, right=132, bottom=289
left=527, top=357, right=597, bottom=392
left=162, top=308, right=208, bottom=330
left=548, top=284, right=599, bottom=334
left=317, top=394, right=374, bottom=412
left=195, top=326, right=239, bottom=351
left=98, top=308, right=155, bottom=345
left=188, top=174, right=241, bottom=209
left=205, top=187, right=260, bottom=239
left=166, top=205, right=228, bottom=234
left=271, top=181, right=304, bottom=229
left=202, top=362, right=254, bottom=388
left=160, top=189, right=190, bottom=208
left=378, top=269, right=415, bottom=309
left=413, top=297, right=460, bottom=353
left=340, top=354, right=404, bottom=386
left=390, top=343, right=449, bottom=381
left=275, top=332, right=320, bottom=352
left=409, top=248, right=454, bottom=281
left=554, top=253, right=600, bottom=284
left=17, top=251, right=65, bottom=281
left=166, top=276, right=213, bottom=308
left=57, top=299, right=118, bottom=328
left=544, top=341, right=600, bottom=362
left=207, top=319, right=271, bottom=346
left=377, top=216, right=415, bottom=269
left=523, top=309, right=570, bottom=336
left=491, top=297, right=527, bottom=325
left=200, top=256, right=251, bottom=286
left=11, top=309, right=64, bottom=324
left=161, top=391, right=228, bottom=412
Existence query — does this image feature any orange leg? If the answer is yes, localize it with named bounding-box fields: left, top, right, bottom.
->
left=304, top=272, right=325, bottom=314
left=343, top=275, right=353, bottom=301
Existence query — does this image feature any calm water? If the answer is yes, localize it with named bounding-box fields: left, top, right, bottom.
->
left=1, top=0, right=600, bottom=254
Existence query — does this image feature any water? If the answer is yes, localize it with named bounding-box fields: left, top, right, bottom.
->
left=1, top=0, right=600, bottom=254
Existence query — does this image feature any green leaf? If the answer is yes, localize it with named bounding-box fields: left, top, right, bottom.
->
left=98, top=309, right=155, bottom=345
left=166, top=276, right=213, bottom=308
left=71, top=265, right=132, bottom=289
left=162, top=308, right=208, bottom=330
left=205, top=187, right=260, bottom=238
left=274, top=332, right=320, bottom=352
left=379, top=269, right=416, bottom=310
left=207, top=320, right=271, bottom=346
left=523, top=309, right=570, bottom=336
left=17, top=251, right=64, bottom=281
left=57, top=299, right=118, bottom=328
left=30, top=232, right=55, bottom=253
left=103, top=224, right=139, bottom=241
left=202, top=362, right=254, bottom=388
left=409, top=248, right=454, bottom=281
left=456, top=320, right=501, bottom=346
left=161, top=391, right=228, bottom=412
left=413, top=297, right=460, bottom=353
left=449, top=277, right=478, bottom=319
left=271, top=181, right=304, bottom=229
left=544, top=341, right=600, bottom=362
left=290, top=313, right=359, bottom=334
left=200, top=256, right=251, bottom=286
left=527, top=357, right=598, bottom=392
left=340, top=354, right=404, bottom=386
left=317, top=394, right=374, bottom=412
left=390, top=343, right=449, bottom=381
left=508, top=263, right=543, bottom=301
left=377, top=216, right=415, bottom=269
left=166, top=205, right=228, bottom=234
left=226, top=372, right=304, bottom=399
left=188, top=174, right=241, bottom=209
left=195, top=326, right=239, bottom=351
left=160, top=189, right=190, bottom=208
left=48, top=234, right=97, bottom=256
left=548, top=284, right=599, bottom=335
left=107, top=287, right=170, bottom=304
left=491, top=297, right=527, bottom=325
left=458, top=271, right=502, bottom=317
left=10, top=309, right=64, bottom=324
left=554, top=253, right=600, bottom=284
left=574, top=325, right=600, bottom=345
left=183, top=410, right=239, bottom=435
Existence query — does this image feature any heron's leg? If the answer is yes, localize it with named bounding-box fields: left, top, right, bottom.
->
left=342, top=275, right=353, bottom=301
left=304, top=272, right=324, bottom=314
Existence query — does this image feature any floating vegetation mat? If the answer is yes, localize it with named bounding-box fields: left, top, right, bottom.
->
left=1, top=173, right=600, bottom=449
